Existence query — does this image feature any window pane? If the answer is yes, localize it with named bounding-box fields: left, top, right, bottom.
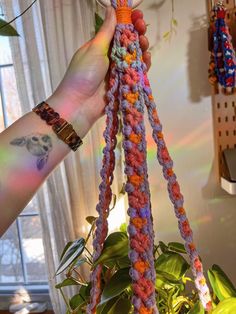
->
left=1, top=66, right=22, bottom=126
left=0, top=36, right=12, bottom=65
left=19, top=216, right=47, bottom=282
left=22, top=197, right=39, bottom=215
left=0, top=222, right=24, bottom=283
left=0, top=94, right=4, bottom=132
left=0, top=32, right=48, bottom=288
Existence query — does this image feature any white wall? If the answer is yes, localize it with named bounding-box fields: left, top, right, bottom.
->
left=139, top=0, right=236, bottom=283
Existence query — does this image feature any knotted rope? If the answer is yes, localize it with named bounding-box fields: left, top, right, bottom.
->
left=87, top=1, right=213, bottom=313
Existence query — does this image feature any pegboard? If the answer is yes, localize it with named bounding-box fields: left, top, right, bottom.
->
left=208, top=0, right=236, bottom=179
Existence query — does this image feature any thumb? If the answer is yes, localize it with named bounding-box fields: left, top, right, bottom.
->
left=93, top=6, right=117, bottom=52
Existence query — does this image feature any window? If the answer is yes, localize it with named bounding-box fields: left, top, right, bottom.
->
left=0, top=36, right=48, bottom=292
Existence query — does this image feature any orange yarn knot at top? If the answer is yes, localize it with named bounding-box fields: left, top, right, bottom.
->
left=116, top=7, right=132, bottom=24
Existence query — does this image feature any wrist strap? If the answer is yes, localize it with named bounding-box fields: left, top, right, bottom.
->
left=32, top=101, right=83, bottom=151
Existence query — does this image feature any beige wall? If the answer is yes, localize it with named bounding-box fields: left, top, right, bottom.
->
left=139, top=0, right=236, bottom=283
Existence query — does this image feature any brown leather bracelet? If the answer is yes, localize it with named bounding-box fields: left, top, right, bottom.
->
left=32, top=101, right=83, bottom=151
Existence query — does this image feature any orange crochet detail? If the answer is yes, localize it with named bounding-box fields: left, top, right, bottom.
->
left=116, top=7, right=132, bottom=24
left=167, top=168, right=174, bottom=177
left=125, top=92, right=139, bottom=104
left=178, top=207, right=185, bottom=215
left=188, top=243, right=196, bottom=251
left=140, top=306, right=153, bottom=314
left=132, top=217, right=147, bottom=229
left=129, top=133, right=142, bottom=144
left=134, top=261, right=150, bottom=273
left=157, top=132, right=163, bottom=139
left=129, top=174, right=144, bottom=186
left=124, top=50, right=137, bottom=64
left=199, top=278, right=206, bottom=286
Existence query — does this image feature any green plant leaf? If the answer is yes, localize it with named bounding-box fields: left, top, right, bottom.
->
left=212, top=297, right=236, bottom=313
left=155, top=273, right=184, bottom=292
left=157, top=288, right=169, bottom=305
left=168, top=242, right=186, bottom=254
left=155, top=252, right=190, bottom=281
left=60, top=241, right=73, bottom=261
left=156, top=275, right=172, bottom=290
left=104, top=255, right=130, bottom=270
left=70, top=293, right=84, bottom=310
left=95, top=12, right=104, bottom=34
left=56, top=238, right=85, bottom=275
left=117, top=255, right=130, bottom=269
left=79, top=283, right=91, bottom=300
left=55, top=278, right=80, bottom=289
left=110, top=194, right=117, bottom=211
left=73, top=257, right=87, bottom=269
left=208, top=265, right=236, bottom=301
left=97, top=268, right=131, bottom=312
left=119, top=183, right=126, bottom=195
left=119, top=223, right=127, bottom=233
left=172, top=296, right=192, bottom=312
left=86, top=216, right=97, bottom=225
left=99, top=297, right=119, bottom=314
left=107, top=298, right=132, bottom=314
left=188, top=301, right=204, bottom=314
left=0, top=18, right=19, bottom=36
left=159, top=241, right=169, bottom=253
left=94, top=232, right=128, bottom=267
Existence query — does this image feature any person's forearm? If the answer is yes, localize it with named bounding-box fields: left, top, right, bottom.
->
left=0, top=5, right=150, bottom=237
left=0, top=96, right=87, bottom=236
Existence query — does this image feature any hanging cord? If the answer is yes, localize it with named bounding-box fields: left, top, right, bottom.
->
left=141, top=73, right=213, bottom=311
left=88, top=0, right=213, bottom=312
left=87, top=60, right=120, bottom=313
left=112, top=1, right=157, bottom=313
left=114, top=3, right=158, bottom=314
left=88, top=1, right=157, bottom=313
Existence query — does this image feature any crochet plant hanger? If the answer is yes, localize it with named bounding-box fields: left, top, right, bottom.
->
left=208, top=0, right=236, bottom=93
left=88, top=1, right=213, bottom=313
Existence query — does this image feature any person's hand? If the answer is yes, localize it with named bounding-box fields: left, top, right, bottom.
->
left=47, top=6, right=151, bottom=138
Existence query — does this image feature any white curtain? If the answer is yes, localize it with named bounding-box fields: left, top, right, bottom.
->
left=2, top=0, right=124, bottom=313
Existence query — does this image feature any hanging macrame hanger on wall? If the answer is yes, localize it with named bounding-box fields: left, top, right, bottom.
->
left=208, top=0, right=236, bottom=194
left=87, top=1, right=213, bottom=313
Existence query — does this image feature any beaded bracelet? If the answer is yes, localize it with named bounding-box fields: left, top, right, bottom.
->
left=32, top=101, right=83, bottom=151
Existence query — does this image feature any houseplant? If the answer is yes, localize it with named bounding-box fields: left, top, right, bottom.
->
left=55, top=217, right=236, bottom=313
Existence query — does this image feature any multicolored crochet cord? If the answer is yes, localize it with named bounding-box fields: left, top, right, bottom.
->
left=208, top=1, right=236, bottom=92
left=88, top=0, right=213, bottom=313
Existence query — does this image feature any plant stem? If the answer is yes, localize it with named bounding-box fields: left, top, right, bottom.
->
left=74, top=301, right=87, bottom=313
left=73, top=268, right=86, bottom=284
left=85, top=221, right=96, bottom=246
left=85, top=247, right=93, bottom=264
left=109, top=193, right=117, bottom=211
left=59, top=288, right=72, bottom=312
left=69, top=275, right=87, bottom=286
left=154, top=245, right=161, bottom=257
left=0, top=0, right=37, bottom=30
